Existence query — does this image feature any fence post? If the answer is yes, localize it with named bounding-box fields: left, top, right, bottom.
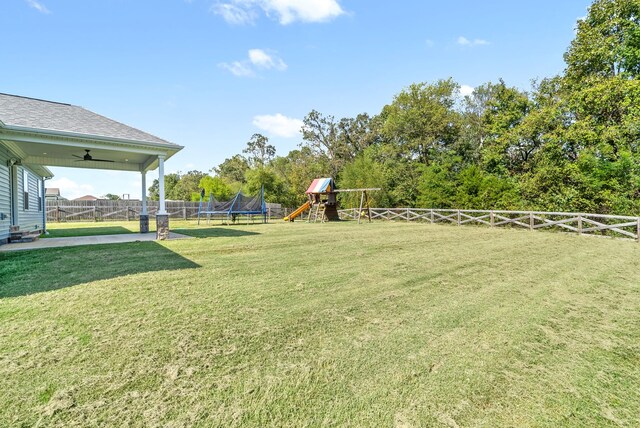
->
left=490, top=211, right=494, bottom=227
left=430, top=209, right=434, bottom=224
left=56, top=206, right=60, bottom=223
left=457, top=210, right=461, bottom=226
left=529, top=212, right=534, bottom=231
left=637, top=217, right=640, bottom=243
left=93, top=206, right=97, bottom=222
left=406, top=207, right=410, bottom=222
left=183, top=207, right=187, bottom=220
left=578, top=215, right=583, bottom=235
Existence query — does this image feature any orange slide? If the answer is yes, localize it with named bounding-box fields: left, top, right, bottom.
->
left=284, top=201, right=310, bottom=222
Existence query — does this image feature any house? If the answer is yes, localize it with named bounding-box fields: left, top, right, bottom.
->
left=0, top=93, right=183, bottom=245
left=73, top=195, right=99, bottom=201
left=45, top=187, right=65, bottom=201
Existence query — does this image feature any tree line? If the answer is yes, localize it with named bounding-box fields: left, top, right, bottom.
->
left=150, top=0, right=640, bottom=215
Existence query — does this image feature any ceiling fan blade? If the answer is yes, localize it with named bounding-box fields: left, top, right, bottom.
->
left=72, top=154, right=83, bottom=159
left=91, top=159, right=115, bottom=162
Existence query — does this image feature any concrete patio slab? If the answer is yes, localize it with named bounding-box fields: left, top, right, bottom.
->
left=0, top=232, right=192, bottom=252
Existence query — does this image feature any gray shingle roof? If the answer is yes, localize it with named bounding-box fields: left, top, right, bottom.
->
left=0, top=93, right=179, bottom=148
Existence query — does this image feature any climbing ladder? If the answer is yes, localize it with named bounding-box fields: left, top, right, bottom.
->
left=310, top=204, right=326, bottom=223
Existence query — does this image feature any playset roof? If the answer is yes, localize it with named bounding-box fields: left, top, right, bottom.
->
left=306, top=178, right=335, bottom=194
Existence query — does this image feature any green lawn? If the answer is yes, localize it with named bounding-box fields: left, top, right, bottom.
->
left=43, top=218, right=264, bottom=238
left=44, top=220, right=156, bottom=238
left=1, top=221, right=639, bottom=427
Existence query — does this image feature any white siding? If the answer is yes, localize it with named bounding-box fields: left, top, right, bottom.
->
left=0, top=147, right=11, bottom=242
left=17, top=165, right=45, bottom=232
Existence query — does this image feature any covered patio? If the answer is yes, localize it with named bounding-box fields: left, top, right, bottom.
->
left=0, top=93, right=183, bottom=239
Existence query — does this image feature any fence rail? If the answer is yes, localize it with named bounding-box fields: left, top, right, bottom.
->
left=46, top=201, right=640, bottom=241
left=46, top=200, right=285, bottom=222
left=338, top=208, right=640, bottom=242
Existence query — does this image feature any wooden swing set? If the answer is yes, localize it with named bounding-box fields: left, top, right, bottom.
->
left=285, top=177, right=380, bottom=223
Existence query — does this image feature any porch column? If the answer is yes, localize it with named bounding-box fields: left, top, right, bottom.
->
left=139, top=171, right=149, bottom=233
left=156, top=155, right=169, bottom=240
left=41, top=178, right=47, bottom=234
left=158, top=155, right=166, bottom=215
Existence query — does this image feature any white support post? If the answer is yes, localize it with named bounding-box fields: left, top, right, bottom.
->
left=141, top=171, right=147, bottom=215
left=157, top=155, right=166, bottom=215
left=41, top=178, right=47, bottom=234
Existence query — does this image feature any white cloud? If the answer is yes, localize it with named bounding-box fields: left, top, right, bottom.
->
left=213, top=0, right=344, bottom=25
left=460, top=85, right=474, bottom=97
left=248, top=49, right=287, bottom=70
left=220, top=49, right=286, bottom=77
left=219, top=60, right=255, bottom=77
left=253, top=114, right=303, bottom=138
left=212, top=3, right=256, bottom=25
left=262, top=0, right=344, bottom=24
left=48, top=177, right=95, bottom=200
left=457, top=36, right=489, bottom=47
left=26, top=0, right=50, bottom=14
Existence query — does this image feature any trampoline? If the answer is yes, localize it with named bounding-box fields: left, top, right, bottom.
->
left=197, top=186, right=267, bottom=224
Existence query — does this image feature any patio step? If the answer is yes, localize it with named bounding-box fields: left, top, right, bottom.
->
left=9, top=231, right=41, bottom=243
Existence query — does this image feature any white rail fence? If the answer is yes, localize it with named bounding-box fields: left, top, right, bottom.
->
left=338, top=208, right=640, bottom=242
left=46, top=201, right=640, bottom=241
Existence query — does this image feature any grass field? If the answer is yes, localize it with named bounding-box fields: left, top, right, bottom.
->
left=43, top=220, right=156, bottom=238
left=1, top=221, right=639, bottom=427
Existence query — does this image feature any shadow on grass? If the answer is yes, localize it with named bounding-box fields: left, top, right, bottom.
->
left=0, top=241, right=199, bottom=299
left=172, top=227, right=261, bottom=239
left=44, top=226, right=140, bottom=238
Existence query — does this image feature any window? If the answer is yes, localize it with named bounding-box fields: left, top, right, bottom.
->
left=38, top=180, right=43, bottom=211
left=23, top=170, right=29, bottom=210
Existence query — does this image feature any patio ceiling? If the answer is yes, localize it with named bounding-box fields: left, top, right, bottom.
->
left=1, top=128, right=178, bottom=173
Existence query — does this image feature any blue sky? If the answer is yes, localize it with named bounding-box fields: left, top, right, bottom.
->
left=2, top=0, right=592, bottom=199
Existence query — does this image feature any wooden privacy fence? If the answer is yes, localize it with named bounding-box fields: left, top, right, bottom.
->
left=338, top=208, right=640, bottom=242
left=46, top=200, right=285, bottom=222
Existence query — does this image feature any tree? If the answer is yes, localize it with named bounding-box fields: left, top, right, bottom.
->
left=213, top=155, right=250, bottom=184
left=171, top=170, right=207, bottom=201
left=564, top=0, right=640, bottom=85
left=382, top=78, right=461, bottom=164
left=559, top=0, right=640, bottom=214
left=369, top=142, right=422, bottom=207
left=337, top=113, right=382, bottom=155
left=243, top=133, right=276, bottom=168
left=479, top=80, right=533, bottom=175
left=300, top=110, right=377, bottom=178
left=271, top=147, right=327, bottom=207
left=244, top=167, right=286, bottom=203
left=338, top=147, right=391, bottom=207
left=458, top=82, right=504, bottom=162
left=148, top=173, right=180, bottom=201
left=199, top=175, right=233, bottom=201
left=102, top=193, right=121, bottom=200
left=416, top=158, right=520, bottom=210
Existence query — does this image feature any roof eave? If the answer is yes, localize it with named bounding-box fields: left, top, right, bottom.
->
left=24, top=163, right=54, bottom=179
left=2, top=124, right=183, bottom=155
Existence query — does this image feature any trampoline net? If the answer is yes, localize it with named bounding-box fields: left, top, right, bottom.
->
left=203, top=190, right=265, bottom=214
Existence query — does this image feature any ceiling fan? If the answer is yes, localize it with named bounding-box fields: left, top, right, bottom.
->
left=73, top=149, right=114, bottom=163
